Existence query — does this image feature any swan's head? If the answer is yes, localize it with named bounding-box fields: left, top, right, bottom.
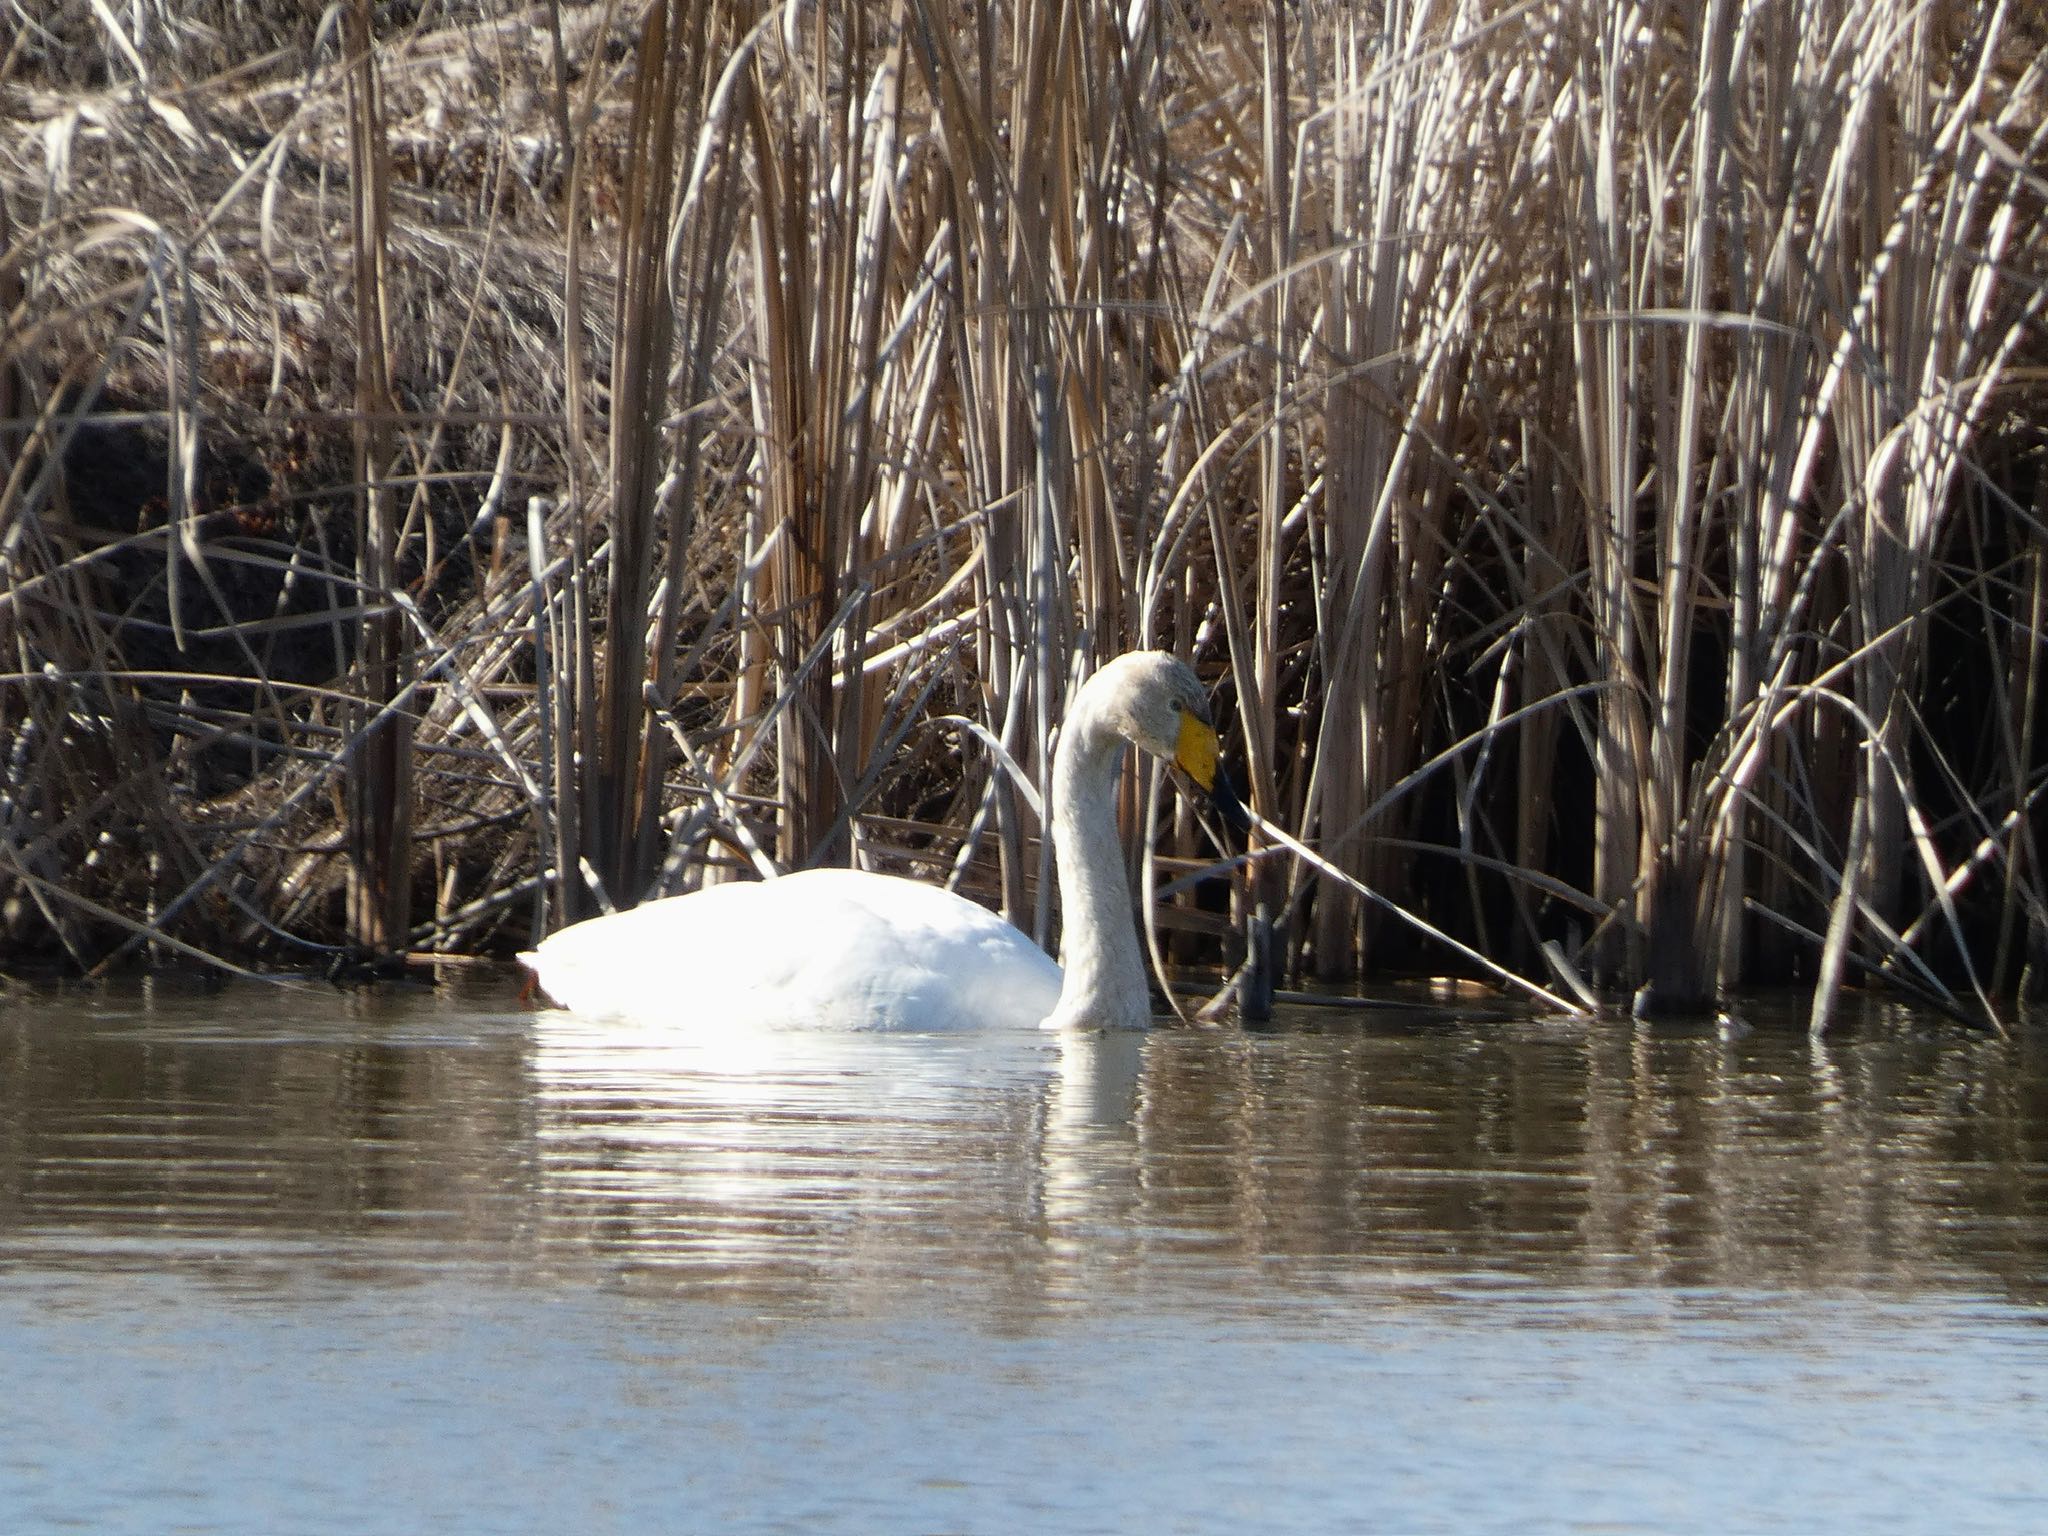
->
left=1083, top=651, right=1248, bottom=829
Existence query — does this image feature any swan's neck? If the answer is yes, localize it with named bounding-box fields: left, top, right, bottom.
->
left=1043, top=701, right=1150, bottom=1030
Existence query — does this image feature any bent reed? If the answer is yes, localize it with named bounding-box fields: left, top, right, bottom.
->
left=2, top=1, right=2043, bottom=1030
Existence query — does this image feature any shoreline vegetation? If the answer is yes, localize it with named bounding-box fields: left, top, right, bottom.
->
left=1, top=2, right=2043, bottom=1029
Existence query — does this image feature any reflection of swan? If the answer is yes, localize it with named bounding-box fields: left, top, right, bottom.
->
left=1039, top=1029, right=1148, bottom=1243
left=522, top=652, right=1240, bottom=1031
left=527, top=1009, right=1158, bottom=1285
left=1048, top=1027, right=1147, bottom=1132
left=526, top=1007, right=1061, bottom=1275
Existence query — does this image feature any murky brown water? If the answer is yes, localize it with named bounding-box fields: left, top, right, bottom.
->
left=1, top=978, right=2043, bottom=1533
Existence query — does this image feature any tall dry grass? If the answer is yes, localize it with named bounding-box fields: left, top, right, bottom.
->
left=1, top=1, right=2042, bottom=1030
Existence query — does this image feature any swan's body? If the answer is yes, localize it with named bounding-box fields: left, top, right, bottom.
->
left=520, top=651, right=1235, bottom=1031
left=522, top=867, right=1063, bottom=1030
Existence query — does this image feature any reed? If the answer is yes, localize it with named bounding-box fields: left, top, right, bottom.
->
left=1, top=2, right=2041, bottom=1029
left=340, top=0, right=412, bottom=960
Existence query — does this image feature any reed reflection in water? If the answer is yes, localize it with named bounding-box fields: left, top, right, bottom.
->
left=0, top=981, right=2039, bottom=1309
left=0, top=982, right=2045, bottom=1534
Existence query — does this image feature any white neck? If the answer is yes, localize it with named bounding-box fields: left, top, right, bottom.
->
left=1041, top=689, right=1151, bottom=1030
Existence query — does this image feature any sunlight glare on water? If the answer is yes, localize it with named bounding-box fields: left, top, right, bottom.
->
left=0, top=978, right=2044, bottom=1534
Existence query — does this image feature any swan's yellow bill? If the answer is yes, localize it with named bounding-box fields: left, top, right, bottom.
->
left=1175, top=711, right=1220, bottom=789
left=1175, top=710, right=1250, bottom=833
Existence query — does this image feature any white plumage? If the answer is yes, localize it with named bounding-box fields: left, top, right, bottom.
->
left=521, top=867, right=1062, bottom=1030
left=520, top=651, right=1236, bottom=1032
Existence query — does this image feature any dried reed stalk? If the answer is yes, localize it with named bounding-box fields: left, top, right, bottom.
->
left=2, top=0, right=2042, bottom=1028
left=340, top=0, right=413, bottom=959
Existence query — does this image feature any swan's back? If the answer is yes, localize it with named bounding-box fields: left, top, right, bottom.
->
left=521, top=868, right=1063, bottom=1031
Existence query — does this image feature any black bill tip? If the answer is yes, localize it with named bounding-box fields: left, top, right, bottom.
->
left=1207, top=762, right=1252, bottom=835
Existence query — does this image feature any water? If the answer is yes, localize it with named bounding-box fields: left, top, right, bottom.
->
left=1, top=979, right=2044, bottom=1534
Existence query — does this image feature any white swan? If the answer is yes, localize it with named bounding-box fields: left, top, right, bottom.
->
left=520, top=651, right=1242, bottom=1031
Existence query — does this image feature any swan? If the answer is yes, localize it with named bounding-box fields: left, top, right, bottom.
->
left=520, top=651, right=1243, bottom=1031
